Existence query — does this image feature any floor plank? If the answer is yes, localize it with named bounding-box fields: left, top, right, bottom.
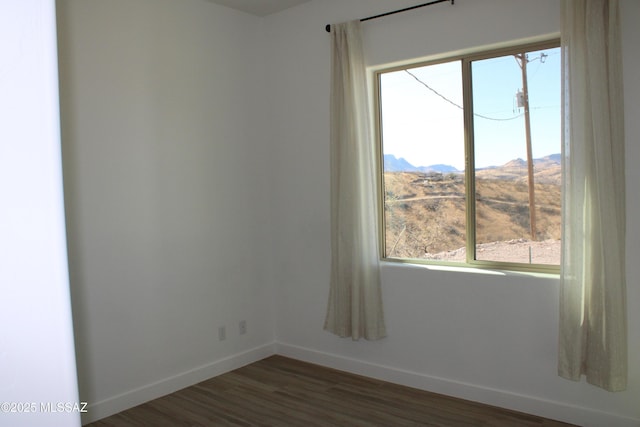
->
left=87, top=355, right=577, bottom=426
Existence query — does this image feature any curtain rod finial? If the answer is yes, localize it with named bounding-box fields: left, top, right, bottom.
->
left=326, top=24, right=331, bottom=32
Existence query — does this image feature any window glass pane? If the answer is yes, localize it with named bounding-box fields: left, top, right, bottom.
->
left=471, top=47, right=561, bottom=265
left=379, top=61, right=466, bottom=261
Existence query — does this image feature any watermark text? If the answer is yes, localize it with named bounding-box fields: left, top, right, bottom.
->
left=1, top=402, right=88, bottom=414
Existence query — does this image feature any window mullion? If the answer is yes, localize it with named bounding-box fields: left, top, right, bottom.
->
left=461, top=57, right=476, bottom=264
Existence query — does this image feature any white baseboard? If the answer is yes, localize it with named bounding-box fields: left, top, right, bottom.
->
left=81, top=342, right=277, bottom=425
left=276, top=342, right=639, bottom=427
left=81, top=341, right=638, bottom=427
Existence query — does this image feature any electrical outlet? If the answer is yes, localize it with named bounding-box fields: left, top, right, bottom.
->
left=239, top=320, right=247, bottom=335
left=218, top=326, right=226, bottom=341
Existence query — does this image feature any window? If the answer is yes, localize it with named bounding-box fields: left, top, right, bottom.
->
left=376, top=40, right=561, bottom=272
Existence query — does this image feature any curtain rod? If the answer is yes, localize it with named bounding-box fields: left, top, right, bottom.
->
left=325, top=0, right=454, bottom=33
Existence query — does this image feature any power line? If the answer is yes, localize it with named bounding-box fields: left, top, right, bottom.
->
left=404, top=69, right=524, bottom=122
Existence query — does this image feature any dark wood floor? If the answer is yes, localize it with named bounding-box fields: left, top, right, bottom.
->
left=88, top=355, right=576, bottom=426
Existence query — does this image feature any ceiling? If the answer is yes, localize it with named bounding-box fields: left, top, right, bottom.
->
left=207, top=0, right=312, bottom=17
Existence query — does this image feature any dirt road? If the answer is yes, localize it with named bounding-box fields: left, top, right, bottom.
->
left=424, top=239, right=561, bottom=265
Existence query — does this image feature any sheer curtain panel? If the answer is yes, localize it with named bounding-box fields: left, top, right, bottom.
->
left=559, top=0, right=627, bottom=391
left=324, top=21, right=386, bottom=341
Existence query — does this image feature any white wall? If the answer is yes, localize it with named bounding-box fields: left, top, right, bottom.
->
left=0, top=1, right=80, bottom=426
left=56, top=0, right=276, bottom=422
left=263, top=1, right=640, bottom=426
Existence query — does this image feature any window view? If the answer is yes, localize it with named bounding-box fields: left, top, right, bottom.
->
left=378, top=42, right=561, bottom=270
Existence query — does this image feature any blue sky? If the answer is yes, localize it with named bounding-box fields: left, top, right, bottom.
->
left=379, top=47, right=561, bottom=170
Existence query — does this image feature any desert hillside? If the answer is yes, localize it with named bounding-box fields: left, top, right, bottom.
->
left=383, top=157, right=561, bottom=264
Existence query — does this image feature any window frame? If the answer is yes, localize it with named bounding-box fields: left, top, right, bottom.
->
left=374, top=38, right=561, bottom=274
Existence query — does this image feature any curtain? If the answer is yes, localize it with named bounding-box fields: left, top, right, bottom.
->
left=324, top=21, right=386, bottom=341
left=559, top=0, right=627, bottom=391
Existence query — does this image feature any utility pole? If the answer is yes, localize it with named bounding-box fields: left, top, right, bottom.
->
left=515, top=53, right=536, bottom=240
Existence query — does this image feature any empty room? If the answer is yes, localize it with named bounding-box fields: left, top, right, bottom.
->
left=2, top=0, right=639, bottom=426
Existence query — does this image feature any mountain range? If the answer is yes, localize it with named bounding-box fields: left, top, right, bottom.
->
left=383, top=154, right=459, bottom=173
left=384, top=153, right=560, bottom=173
